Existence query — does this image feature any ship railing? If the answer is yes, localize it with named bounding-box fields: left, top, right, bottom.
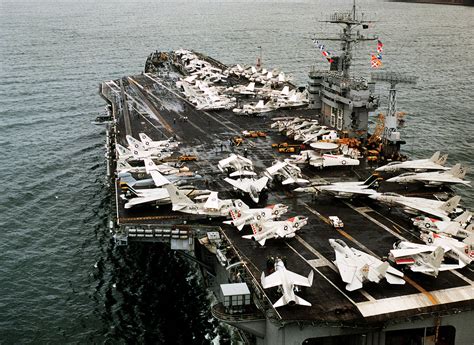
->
left=211, top=303, right=265, bottom=323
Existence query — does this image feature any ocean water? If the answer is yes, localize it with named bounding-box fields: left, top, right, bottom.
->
left=0, top=0, right=472, bottom=343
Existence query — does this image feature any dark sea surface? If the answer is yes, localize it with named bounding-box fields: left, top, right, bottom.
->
left=0, top=0, right=472, bottom=343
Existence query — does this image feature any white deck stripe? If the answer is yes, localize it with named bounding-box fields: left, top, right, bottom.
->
left=344, top=201, right=405, bottom=240
left=356, top=285, right=474, bottom=317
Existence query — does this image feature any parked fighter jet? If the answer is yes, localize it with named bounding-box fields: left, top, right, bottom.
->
left=287, top=150, right=360, bottom=169
left=295, top=175, right=379, bottom=198
left=261, top=258, right=314, bottom=308
left=117, top=160, right=147, bottom=174
left=376, top=151, right=449, bottom=173
left=329, top=239, right=405, bottom=291
left=139, top=133, right=179, bottom=151
left=223, top=199, right=288, bottom=231
left=413, top=211, right=473, bottom=239
left=165, top=184, right=232, bottom=217
left=224, top=176, right=269, bottom=203
left=242, top=216, right=308, bottom=246
left=369, top=193, right=461, bottom=221
left=386, top=164, right=470, bottom=187
left=233, top=99, right=275, bottom=115
left=123, top=184, right=210, bottom=209
left=218, top=154, right=255, bottom=177
left=389, top=241, right=463, bottom=276
left=264, top=161, right=309, bottom=185
left=125, top=135, right=173, bottom=161
left=143, top=158, right=190, bottom=176
left=420, top=232, right=474, bottom=267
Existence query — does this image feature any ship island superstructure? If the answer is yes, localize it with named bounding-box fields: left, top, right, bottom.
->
left=98, top=5, right=474, bottom=345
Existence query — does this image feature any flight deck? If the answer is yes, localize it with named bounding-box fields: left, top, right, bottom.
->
left=100, top=52, right=474, bottom=344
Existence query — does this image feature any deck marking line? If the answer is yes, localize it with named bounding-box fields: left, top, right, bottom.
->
left=404, top=276, right=439, bottom=305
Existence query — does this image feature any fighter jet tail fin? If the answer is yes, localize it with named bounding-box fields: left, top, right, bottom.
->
left=294, top=295, right=312, bottom=307
left=439, top=196, right=461, bottom=213
left=436, top=153, right=449, bottom=166
left=367, top=262, right=389, bottom=283
left=428, top=247, right=445, bottom=272
left=454, top=210, right=471, bottom=224
left=429, top=151, right=440, bottom=162
left=450, top=164, right=468, bottom=179
left=165, top=184, right=194, bottom=207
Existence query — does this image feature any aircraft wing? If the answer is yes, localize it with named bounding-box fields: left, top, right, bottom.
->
left=414, top=175, right=470, bottom=186
left=261, top=271, right=282, bottom=289
left=396, top=199, right=451, bottom=221
left=319, top=185, right=377, bottom=196
left=334, top=252, right=358, bottom=284
left=203, top=191, right=219, bottom=209
left=266, top=161, right=287, bottom=175
left=229, top=170, right=256, bottom=177
left=150, top=170, right=171, bottom=187
left=254, top=177, right=269, bottom=192
left=124, top=191, right=169, bottom=209
left=390, top=247, right=436, bottom=258
left=224, top=177, right=248, bottom=192
left=218, top=155, right=236, bottom=170
left=286, top=271, right=313, bottom=287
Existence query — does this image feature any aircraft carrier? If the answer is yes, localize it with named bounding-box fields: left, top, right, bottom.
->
left=98, top=6, right=474, bottom=345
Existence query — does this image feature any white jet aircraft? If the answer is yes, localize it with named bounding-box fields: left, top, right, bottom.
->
left=369, top=193, right=461, bottom=221
left=261, top=258, right=314, bottom=308
left=264, top=161, right=309, bottom=185
left=287, top=150, right=360, bottom=169
left=295, top=175, right=379, bottom=198
left=420, top=232, right=474, bottom=267
left=143, top=158, right=190, bottom=176
left=386, top=164, right=470, bottom=187
left=376, top=151, right=449, bottom=173
left=224, top=176, right=269, bottom=203
left=117, top=160, right=147, bottom=174
left=242, top=216, right=308, bottom=246
left=223, top=199, right=288, bottom=231
left=125, top=135, right=173, bottom=161
left=165, top=184, right=233, bottom=217
left=139, top=133, right=179, bottom=151
left=329, top=239, right=405, bottom=291
left=413, top=211, right=473, bottom=239
left=123, top=184, right=209, bottom=209
left=389, top=241, right=464, bottom=277
left=218, top=154, right=255, bottom=177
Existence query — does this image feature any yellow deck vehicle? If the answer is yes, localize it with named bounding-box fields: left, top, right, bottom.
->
left=179, top=155, right=198, bottom=161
